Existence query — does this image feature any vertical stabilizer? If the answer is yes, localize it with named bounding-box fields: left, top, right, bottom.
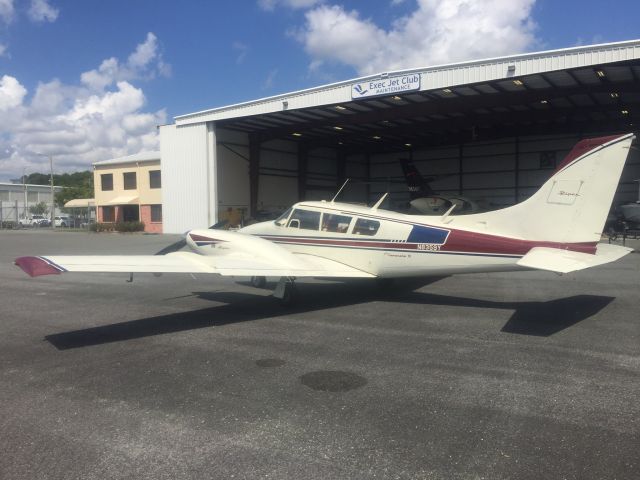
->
left=464, top=134, right=635, bottom=243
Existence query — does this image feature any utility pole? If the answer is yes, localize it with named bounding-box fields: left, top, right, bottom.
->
left=22, top=167, right=27, bottom=220
left=49, top=155, right=55, bottom=230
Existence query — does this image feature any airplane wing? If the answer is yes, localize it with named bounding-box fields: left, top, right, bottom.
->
left=15, top=246, right=375, bottom=279
left=516, top=243, right=633, bottom=274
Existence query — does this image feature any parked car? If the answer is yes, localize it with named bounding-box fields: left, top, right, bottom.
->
left=19, top=215, right=50, bottom=227
left=55, top=215, right=72, bottom=227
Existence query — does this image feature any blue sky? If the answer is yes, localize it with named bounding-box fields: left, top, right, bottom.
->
left=1, top=0, right=639, bottom=179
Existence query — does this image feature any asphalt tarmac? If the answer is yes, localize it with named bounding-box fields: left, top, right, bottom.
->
left=1, top=230, right=638, bottom=480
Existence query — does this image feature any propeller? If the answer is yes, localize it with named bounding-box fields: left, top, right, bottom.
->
left=155, top=232, right=189, bottom=255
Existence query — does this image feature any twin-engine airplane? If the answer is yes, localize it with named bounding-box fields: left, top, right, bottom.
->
left=15, top=134, right=636, bottom=303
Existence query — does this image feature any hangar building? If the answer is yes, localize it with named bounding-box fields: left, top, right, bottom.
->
left=159, top=39, right=640, bottom=234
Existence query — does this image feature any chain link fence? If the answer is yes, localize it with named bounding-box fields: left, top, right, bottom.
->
left=0, top=200, right=95, bottom=230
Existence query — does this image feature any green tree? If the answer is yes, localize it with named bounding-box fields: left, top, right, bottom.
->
left=24, top=171, right=94, bottom=208
left=29, top=201, right=49, bottom=215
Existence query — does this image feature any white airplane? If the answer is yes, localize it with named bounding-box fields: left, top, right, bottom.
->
left=15, top=133, right=635, bottom=303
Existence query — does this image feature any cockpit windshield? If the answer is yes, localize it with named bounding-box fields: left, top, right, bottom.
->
left=274, top=208, right=292, bottom=226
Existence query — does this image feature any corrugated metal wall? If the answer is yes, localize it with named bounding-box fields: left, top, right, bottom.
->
left=160, top=122, right=213, bottom=233
left=176, top=40, right=640, bottom=126
left=365, top=134, right=640, bottom=211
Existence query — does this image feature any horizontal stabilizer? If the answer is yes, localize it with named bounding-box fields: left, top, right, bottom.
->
left=516, top=243, right=633, bottom=274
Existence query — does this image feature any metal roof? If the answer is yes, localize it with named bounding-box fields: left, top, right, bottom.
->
left=93, top=151, right=160, bottom=167
left=174, top=39, right=640, bottom=153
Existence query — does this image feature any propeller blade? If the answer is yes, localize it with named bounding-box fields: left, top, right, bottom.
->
left=154, top=238, right=187, bottom=256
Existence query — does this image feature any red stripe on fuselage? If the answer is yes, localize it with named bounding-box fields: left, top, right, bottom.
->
left=441, top=230, right=596, bottom=255
left=260, top=232, right=596, bottom=256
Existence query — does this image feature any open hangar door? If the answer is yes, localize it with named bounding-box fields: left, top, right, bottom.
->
left=215, top=129, right=354, bottom=226
left=212, top=60, right=640, bottom=222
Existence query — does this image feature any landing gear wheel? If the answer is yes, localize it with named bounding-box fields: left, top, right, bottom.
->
left=280, top=282, right=297, bottom=306
left=250, top=275, right=267, bottom=288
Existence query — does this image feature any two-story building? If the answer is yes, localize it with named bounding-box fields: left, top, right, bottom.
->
left=93, top=152, right=163, bottom=233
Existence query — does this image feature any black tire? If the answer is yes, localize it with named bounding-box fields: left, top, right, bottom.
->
left=280, top=282, right=296, bottom=306
left=250, top=276, right=267, bottom=288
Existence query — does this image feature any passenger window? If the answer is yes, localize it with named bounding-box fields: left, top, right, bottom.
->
left=321, top=214, right=352, bottom=233
left=288, top=209, right=320, bottom=230
left=353, top=218, right=380, bottom=236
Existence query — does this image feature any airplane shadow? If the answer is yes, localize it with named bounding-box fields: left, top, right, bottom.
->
left=45, top=280, right=615, bottom=350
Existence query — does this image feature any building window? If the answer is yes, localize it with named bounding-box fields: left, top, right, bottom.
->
left=151, top=204, right=162, bottom=222
left=123, top=172, right=137, bottom=190
left=102, top=206, right=115, bottom=222
left=101, top=174, right=113, bottom=191
left=149, top=170, right=161, bottom=189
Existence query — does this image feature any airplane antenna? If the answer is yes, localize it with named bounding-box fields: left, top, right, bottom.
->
left=331, top=178, right=350, bottom=203
left=371, top=193, right=388, bottom=210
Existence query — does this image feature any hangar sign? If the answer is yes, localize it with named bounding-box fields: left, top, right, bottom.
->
left=351, top=73, right=421, bottom=99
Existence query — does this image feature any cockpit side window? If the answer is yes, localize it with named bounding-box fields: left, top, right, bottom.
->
left=288, top=209, right=320, bottom=230
left=353, top=218, right=380, bottom=236
left=321, top=213, right=352, bottom=233
left=274, top=208, right=292, bottom=226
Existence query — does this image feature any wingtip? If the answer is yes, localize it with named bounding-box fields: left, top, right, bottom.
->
left=15, top=256, right=63, bottom=277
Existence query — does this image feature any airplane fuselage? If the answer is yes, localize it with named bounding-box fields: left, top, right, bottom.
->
left=185, top=201, right=596, bottom=278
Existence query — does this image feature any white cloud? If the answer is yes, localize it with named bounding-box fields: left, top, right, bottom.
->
left=232, top=41, right=249, bottom=64
left=0, top=34, right=168, bottom=180
left=0, top=43, right=7, bottom=56
left=0, top=0, right=14, bottom=23
left=258, top=0, right=322, bottom=11
left=295, top=0, right=538, bottom=75
left=262, top=68, right=279, bottom=89
left=27, top=0, right=59, bottom=23
left=80, top=32, right=170, bottom=91
left=0, top=75, right=27, bottom=111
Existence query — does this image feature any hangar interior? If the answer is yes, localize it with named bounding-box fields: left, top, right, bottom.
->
left=159, top=40, right=640, bottom=234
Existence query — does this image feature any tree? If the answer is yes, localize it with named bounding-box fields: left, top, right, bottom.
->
left=23, top=171, right=94, bottom=208
left=29, top=202, right=49, bottom=215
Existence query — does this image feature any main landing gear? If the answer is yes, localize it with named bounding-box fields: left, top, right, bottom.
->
left=273, top=277, right=297, bottom=305
left=250, top=275, right=267, bottom=288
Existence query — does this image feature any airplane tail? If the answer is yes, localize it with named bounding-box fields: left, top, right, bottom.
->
left=399, top=158, right=435, bottom=199
left=471, top=133, right=635, bottom=244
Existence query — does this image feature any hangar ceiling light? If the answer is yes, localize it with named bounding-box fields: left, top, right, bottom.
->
left=373, top=135, right=381, bottom=140
left=333, top=126, right=343, bottom=130
left=292, top=132, right=302, bottom=137
left=622, top=110, right=629, bottom=115
left=611, top=92, right=620, bottom=98
left=392, top=96, right=402, bottom=101
left=335, top=105, right=347, bottom=110
left=596, top=70, right=606, bottom=77
left=513, top=79, right=524, bottom=86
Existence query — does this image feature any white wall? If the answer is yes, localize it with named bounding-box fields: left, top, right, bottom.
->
left=160, top=122, right=214, bottom=233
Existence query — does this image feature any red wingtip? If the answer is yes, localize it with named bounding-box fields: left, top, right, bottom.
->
left=15, top=257, right=62, bottom=277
